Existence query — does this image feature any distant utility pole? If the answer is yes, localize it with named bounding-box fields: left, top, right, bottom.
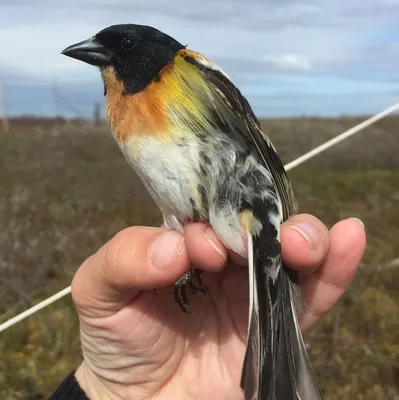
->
left=0, top=81, right=9, bottom=133
left=52, top=79, right=59, bottom=117
left=93, top=102, right=101, bottom=126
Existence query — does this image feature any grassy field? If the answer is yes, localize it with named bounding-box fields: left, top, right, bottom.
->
left=1, top=115, right=399, bottom=399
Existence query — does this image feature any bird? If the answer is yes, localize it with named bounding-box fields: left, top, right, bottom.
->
left=62, top=24, right=323, bottom=400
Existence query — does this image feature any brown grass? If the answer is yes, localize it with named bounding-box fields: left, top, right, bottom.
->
left=1, top=115, right=399, bottom=399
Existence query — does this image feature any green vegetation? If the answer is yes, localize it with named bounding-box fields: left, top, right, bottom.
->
left=1, top=116, right=399, bottom=399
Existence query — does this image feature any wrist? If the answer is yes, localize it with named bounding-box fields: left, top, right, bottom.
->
left=75, top=362, right=121, bottom=400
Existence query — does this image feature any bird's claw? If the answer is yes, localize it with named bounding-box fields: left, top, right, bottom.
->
left=174, top=269, right=205, bottom=313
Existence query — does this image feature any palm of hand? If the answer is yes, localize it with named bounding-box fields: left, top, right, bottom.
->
left=80, top=265, right=249, bottom=400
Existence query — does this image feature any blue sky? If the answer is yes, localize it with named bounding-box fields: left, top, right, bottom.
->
left=1, top=0, right=399, bottom=117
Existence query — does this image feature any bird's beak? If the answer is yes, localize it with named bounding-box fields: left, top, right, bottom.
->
left=61, top=37, right=111, bottom=67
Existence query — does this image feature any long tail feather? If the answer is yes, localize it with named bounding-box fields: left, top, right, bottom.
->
left=241, top=228, right=323, bottom=400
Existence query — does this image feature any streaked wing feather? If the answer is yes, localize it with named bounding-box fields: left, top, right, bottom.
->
left=191, top=58, right=297, bottom=220
left=194, top=57, right=305, bottom=312
left=186, top=54, right=305, bottom=312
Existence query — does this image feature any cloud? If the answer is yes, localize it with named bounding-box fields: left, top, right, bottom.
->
left=263, top=54, right=312, bottom=70
left=1, top=0, right=398, bottom=116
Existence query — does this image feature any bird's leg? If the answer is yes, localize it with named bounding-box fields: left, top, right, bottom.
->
left=174, top=268, right=206, bottom=313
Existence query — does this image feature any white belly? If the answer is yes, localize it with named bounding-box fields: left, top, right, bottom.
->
left=119, top=135, right=200, bottom=224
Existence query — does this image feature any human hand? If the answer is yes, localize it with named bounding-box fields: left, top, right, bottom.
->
left=72, top=214, right=366, bottom=400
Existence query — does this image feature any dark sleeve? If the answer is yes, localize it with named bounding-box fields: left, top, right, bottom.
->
left=48, top=371, right=89, bottom=399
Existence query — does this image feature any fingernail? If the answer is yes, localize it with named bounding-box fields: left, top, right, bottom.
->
left=150, top=231, right=184, bottom=270
left=204, top=226, right=227, bottom=262
left=349, top=217, right=365, bottom=229
left=287, top=223, right=319, bottom=248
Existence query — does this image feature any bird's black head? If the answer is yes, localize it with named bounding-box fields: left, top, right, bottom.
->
left=61, top=24, right=185, bottom=94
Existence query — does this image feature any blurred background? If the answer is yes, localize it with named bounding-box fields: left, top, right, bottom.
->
left=1, top=1, right=399, bottom=399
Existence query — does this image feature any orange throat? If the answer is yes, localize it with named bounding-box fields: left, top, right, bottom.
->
left=101, top=67, right=171, bottom=143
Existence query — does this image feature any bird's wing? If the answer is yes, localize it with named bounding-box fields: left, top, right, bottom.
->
left=180, top=52, right=297, bottom=220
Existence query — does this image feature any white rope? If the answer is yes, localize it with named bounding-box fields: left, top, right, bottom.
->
left=1, top=102, right=398, bottom=334
left=0, top=286, right=71, bottom=333
left=284, top=102, right=399, bottom=171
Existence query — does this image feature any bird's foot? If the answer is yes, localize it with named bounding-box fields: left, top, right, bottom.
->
left=174, top=268, right=205, bottom=313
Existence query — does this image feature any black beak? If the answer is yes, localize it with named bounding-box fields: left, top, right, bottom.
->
left=61, top=37, right=111, bottom=67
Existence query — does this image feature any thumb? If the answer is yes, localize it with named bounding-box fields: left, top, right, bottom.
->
left=71, top=226, right=190, bottom=317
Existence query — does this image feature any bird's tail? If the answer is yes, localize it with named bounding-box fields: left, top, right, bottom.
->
left=240, top=230, right=323, bottom=400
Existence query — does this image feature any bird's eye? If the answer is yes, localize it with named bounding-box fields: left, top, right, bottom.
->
left=121, top=38, right=135, bottom=51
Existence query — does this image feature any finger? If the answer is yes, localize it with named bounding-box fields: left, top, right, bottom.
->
left=186, top=213, right=332, bottom=270
left=230, top=213, right=332, bottom=269
left=184, top=223, right=228, bottom=272
left=228, top=251, right=248, bottom=267
left=71, top=226, right=191, bottom=316
left=299, top=218, right=366, bottom=332
left=281, top=213, right=331, bottom=272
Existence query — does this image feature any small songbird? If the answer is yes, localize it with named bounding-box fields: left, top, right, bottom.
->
left=62, top=24, right=323, bottom=400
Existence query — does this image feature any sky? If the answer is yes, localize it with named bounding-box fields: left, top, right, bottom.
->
left=1, top=0, right=399, bottom=117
